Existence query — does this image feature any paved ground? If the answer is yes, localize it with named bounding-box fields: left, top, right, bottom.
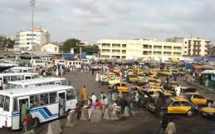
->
left=0, top=71, right=215, bottom=134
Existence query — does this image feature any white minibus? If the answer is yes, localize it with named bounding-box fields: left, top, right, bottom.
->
left=31, top=59, right=47, bottom=67
left=2, top=67, right=35, bottom=73
left=0, top=85, right=77, bottom=130
left=7, top=77, right=69, bottom=89
left=0, top=73, right=39, bottom=90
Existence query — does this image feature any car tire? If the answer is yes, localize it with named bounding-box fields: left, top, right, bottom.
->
left=32, top=117, right=40, bottom=128
left=187, top=110, right=193, bottom=117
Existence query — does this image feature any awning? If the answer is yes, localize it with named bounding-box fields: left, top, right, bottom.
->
left=201, top=70, right=215, bottom=75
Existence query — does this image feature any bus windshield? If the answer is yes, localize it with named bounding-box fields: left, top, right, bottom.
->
left=4, top=96, right=10, bottom=111
left=0, top=95, right=5, bottom=108
left=0, top=95, right=10, bottom=111
left=8, top=84, right=22, bottom=89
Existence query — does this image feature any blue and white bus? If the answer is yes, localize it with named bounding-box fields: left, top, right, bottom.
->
left=0, top=85, right=77, bottom=130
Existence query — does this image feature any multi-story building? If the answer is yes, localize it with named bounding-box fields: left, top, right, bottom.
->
left=14, top=26, right=50, bottom=51
left=166, top=37, right=212, bottom=56
left=96, top=39, right=183, bottom=60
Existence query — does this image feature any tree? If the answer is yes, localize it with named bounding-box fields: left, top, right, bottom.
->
left=63, top=38, right=80, bottom=53
left=0, top=37, right=15, bottom=49
left=83, top=44, right=99, bottom=55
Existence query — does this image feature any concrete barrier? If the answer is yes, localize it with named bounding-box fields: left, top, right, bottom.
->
left=46, top=120, right=62, bottom=134
left=122, top=106, right=131, bottom=117
left=111, top=110, right=119, bottom=120
left=65, top=111, right=78, bottom=127
left=103, top=107, right=111, bottom=120
left=80, top=109, right=88, bottom=120
left=90, top=109, right=102, bottom=123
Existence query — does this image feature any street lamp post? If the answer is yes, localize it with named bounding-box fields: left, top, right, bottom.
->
left=30, top=0, right=36, bottom=66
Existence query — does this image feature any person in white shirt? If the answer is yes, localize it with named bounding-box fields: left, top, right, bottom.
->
left=175, top=85, right=181, bottom=96
left=91, top=93, right=97, bottom=104
left=113, top=101, right=121, bottom=112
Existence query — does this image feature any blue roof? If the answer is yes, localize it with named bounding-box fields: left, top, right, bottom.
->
left=63, top=54, right=76, bottom=59
left=205, top=57, right=215, bottom=62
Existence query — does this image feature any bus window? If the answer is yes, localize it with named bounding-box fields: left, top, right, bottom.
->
left=11, top=76, right=17, bottom=81
left=4, top=96, right=10, bottom=111
left=17, top=75, right=24, bottom=80
left=0, top=95, right=5, bottom=108
left=13, top=98, right=18, bottom=112
left=40, top=94, right=48, bottom=105
left=67, top=89, right=75, bottom=100
left=30, top=95, right=39, bottom=108
left=54, top=81, right=61, bottom=85
left=49, top=92, right=57, bottom=104
left=32, top=75, right=39, bottom=79
left=3, top=76, right=10, bottom=84
left=61, top=80, right=68, bottom=85
left=23, top=70, right=28, bottom=73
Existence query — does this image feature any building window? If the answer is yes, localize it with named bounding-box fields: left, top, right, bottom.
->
left=185, top=42, right=187, bottom=44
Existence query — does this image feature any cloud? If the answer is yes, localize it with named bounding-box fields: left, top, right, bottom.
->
left=0, top=0, right=214, bottom=43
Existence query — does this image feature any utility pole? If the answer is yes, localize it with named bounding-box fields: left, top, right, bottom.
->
left=30, top=0, right=36, bottom=66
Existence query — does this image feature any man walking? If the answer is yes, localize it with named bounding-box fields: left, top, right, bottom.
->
left=165, top=119, right=176, bottom=134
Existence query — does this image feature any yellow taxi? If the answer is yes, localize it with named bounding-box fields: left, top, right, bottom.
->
left=128, top=74, right=138, bottom=83
left=137, top=74, right=145, bottom=80
left=146, top=77, right=162, bottom=87
left=147, top=75, right=162, bottom=83
left=135, top=68, right=144, bottom=74
left=145, top=88, right=173, bottom=98
left=147, top=97, right=198, bottom=117
left=149, top=69, right=158, bottom=76
left=113, top=67, right=120, bottom=73
left=200, top=105, right=215, bottom=119
left=108, top=82, right=129, bottom=92
left=165, top=81, right=179, bottom=91
left=159, top=69, right=171, bottom=76
left=183, top=93, right=214, bottom=106
left=162, top=97, right=198, bottom=116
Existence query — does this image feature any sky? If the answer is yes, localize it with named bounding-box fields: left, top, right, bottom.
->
left=0, top=0, right=215, bottom=43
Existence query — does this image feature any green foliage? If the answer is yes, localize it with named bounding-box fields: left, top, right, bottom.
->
left=83, top=44, right=99, bottom=55
left=63, top=38, right=80, bottom=53
left=0, top=37, right=15, bottom=49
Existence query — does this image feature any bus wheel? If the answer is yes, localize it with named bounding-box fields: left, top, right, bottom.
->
left=32, top=118, right=39, bottom=128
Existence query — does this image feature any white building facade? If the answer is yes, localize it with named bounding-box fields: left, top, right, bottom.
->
left=14, top=27, right=50, bottom=51
left=166, top=37, right=212, bottom=56
left=96, top=39, right=183, bottom=60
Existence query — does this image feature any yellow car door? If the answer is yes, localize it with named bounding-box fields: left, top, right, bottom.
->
left=192, top=95, right=207, bottom=105
left=191, top=98, right=200, bottom=105
left=179, top=102, right=191, bottom=114
left=121, top=83, right=128, bottom=92
left=168, top=102, right=180, bottom=114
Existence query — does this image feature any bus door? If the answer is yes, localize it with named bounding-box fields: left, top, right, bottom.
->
left=57, top=91, right=66, bottom=117
left=17, top=96, right=30, bottom=129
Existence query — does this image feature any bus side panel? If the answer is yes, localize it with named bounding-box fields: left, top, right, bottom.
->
left=12, top=112, right=20, bottom=130
left=30, top=104, right=59, bottom=123
left=66, top=99, right=77, bottom=111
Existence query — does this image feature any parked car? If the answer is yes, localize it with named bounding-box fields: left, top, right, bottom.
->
left=183, top=93, right=214, bottom=106
left=136, top=89, right=155, bottom=108
left=200, top=104, right=215, bottom=119
left=108, top=82, right=129, bottom=92
left=147, top=96, right=198, bottom=117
